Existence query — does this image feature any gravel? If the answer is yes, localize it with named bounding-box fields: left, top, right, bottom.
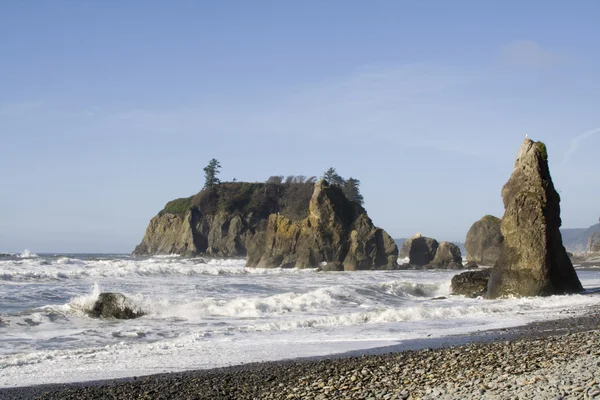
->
left=2, top=307, right=600, bottom=400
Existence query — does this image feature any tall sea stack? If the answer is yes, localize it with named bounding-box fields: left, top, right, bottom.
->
left=487, top=138, right=583, bottom=298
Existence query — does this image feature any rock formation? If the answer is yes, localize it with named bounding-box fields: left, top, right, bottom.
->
left=246, top=181, right=398, bottom=270
left=487, top=138, right=583, bottom=298
left=134, top=180, right=398, bottom=270
left=430, top=241, right=463, bottom=268
left=89, top=293, right=145, bottom=319
left=399, top=237, right=464, bottom=269
left=400, top=235, right=439, bottom=266
left=134, top=182, right=304, bottom=257
left=465, top=215, right=503, bottom=266
left=589, top=232, right=600, bottom=253
left=451, top=269, right=492, bottom=298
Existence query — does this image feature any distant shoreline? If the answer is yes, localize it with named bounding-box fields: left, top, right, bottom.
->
left=3, top=302, right=600, bottom=400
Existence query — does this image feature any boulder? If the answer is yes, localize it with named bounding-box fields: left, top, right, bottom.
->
left=464, top=261, right=479, bottom=269
left=446, top=261, right=464, bottom=269
left=246, top=181, right=399, bottom=270
left=400, top=235, right=439, bottom=266
left=487, top=139, right=583, bottom=298
left=89, top=293, right=145, bottom=319
left=451, top=269, right=492, bottom=298
left=465, top=215, right=503, bottom=266
left=320, top=261, right=344, bottom=272
left=589, top=232, right=600, bottom=253
left=431, top=241, right=463, bottom=267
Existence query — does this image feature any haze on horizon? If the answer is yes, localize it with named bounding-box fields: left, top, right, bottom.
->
left=1, top=1, right=599, bottom=253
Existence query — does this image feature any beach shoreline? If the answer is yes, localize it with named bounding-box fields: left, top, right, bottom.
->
left=2, top=303, right=600, bottom=400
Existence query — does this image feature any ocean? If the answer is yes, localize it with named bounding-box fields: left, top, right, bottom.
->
left=1, top=252, right=599, bottom=388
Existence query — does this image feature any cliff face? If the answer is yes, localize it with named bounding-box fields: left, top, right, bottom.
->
left=133, top=211, right=257, bottom=257
left=487, top=138, right=583, bottom=298
left=246, top=181, right=398, bottom=270
left=134, top=181, right=398, bottom=270
left=133, top=211, right=197, bottom=256
left=133, top=182, right=286, bottom=257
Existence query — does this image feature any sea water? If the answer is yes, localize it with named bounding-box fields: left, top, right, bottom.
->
left=1, top=252, right=599, bottom=388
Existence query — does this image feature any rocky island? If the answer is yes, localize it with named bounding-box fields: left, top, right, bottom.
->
left=134, top=177, right=398, bottom=270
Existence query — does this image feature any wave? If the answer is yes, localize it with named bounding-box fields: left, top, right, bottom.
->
left=373, top=280, right=447, bottom=298
left=241, top=293, right=598, bottom=332
left=0, top=257, right=316, bottom=281
left=1, top=277, right=450, bottom=328
left=18, top=249, right=38, bottom=258
left=45, top=279, right=594, bottom=335
left=148, top=279, right=448, bottom=320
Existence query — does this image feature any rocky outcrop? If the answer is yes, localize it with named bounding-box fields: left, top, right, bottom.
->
left=133, top=211, right=197, bottom=257
left=431, top=241, right=463, bottom=268
left=465, top=215, right=503, bottom=266
left=246, top=181, right=398, bottom=270
left=400, top=235, right=439, bottom=266
left=487, top=139, right=583, bottom=298
left=399, top=238, right=463, bottom=269
left=451, top=269, right=492, bottom=298
left=134, top=182, right=302, bottom=257
left=89, top=293, right=145, bottom=319
left=589, top=232, right=600, bottom=253
left=134, top=181, right=398, bottom=270
left=133, top=196, right=261, bottom=257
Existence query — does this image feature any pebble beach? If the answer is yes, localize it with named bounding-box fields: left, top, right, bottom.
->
left=2, top=304, right=600, bottom=400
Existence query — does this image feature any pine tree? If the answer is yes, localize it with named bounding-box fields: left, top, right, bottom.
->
left=343, top=177, right=364, bottom=205
left=322, top=167, right=345, bottom=187
left=203, top=158, right=221, bottom=189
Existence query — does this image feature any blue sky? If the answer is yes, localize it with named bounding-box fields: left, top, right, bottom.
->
left=1, top=1, right=599, bottom=253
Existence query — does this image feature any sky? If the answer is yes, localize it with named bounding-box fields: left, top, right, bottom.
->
left=1, top=1, right=599, bottom=253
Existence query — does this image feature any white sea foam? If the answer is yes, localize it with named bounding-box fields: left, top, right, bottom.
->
left=0, top=257, right=316, bottom=282
left=17, top=249, right=38, bottom=258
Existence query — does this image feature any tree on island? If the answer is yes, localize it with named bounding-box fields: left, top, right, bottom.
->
left=343, top=177, right=364, bottom=205
left=203, top=158, right=221, bottom=188
left=322, top=167, right=344, bottom=187
left=322, top=167, right=364, bottom=205
left=266, top=175, right=284, bottom=185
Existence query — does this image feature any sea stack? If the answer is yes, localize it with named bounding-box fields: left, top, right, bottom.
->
left=487, top=138, right=583, bottom=298
left=465, top=215, right=503, bottom=266
left=399, top=234, right=439, bottom=266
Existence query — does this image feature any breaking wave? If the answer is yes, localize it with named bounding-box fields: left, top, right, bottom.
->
left=0, top=257, right=316, bottom=281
